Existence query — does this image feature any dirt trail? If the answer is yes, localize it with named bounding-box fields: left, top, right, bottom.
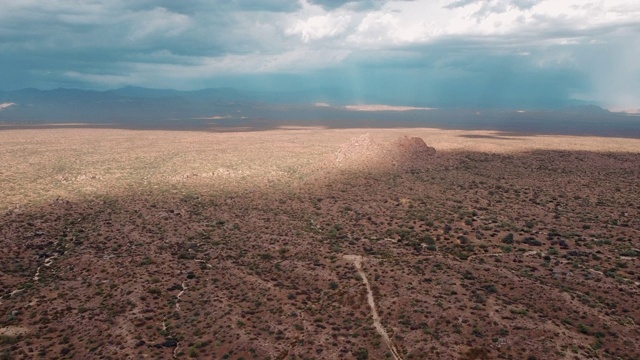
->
left=33, top=254, right=57, bottom=281
left=466, top=253, right=504, bottom=261
left=0, top=326, right=29, bottom=336
left=175, top=282, right=186, bottom=311
left=171, top=282, right=187, bottom=358
left=343, top=255, right=404, bottom=360
left=1, top=254, right=57, bottom=307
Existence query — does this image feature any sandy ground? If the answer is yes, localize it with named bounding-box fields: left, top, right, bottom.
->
left=1, top=127, right=639, bottom=210
left=1, top=126, right=639, bottom=359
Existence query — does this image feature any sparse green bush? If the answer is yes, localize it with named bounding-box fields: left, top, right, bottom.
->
left=140, top=256, right=154, bottom=266
left=178, top=251, right=195, bottom=260
left=502, top=233, right=514, bottom=244
left=355, top=348, right=368, bottom=360
left=578, top=323, right=590, bottom=335
left=0, top=336, right=18, bottom=346
left=148, top=287, right=161, bottom=295
left=523, top=237, right=542, bottom=246
left=482, top=284, right=498, bottom=293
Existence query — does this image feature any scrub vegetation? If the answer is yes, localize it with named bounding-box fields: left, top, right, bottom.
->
left=1, top=127, right=639, bottom=359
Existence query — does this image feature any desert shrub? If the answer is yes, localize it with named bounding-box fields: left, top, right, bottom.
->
left=523, top=237, right=542, bottom=246
left=472, top=325, right=483, bottom=337
left=355, top=348, right=368, bottom=360
left=620, top=249, right=640, bottom=257
left=140, top=256, right=154, bottom=266
left=502, top=233, right=514, bottom=244
left=458, top=235, right=470, bottom=244
left=482, top=284, right=498, bottom=293
left=0, top=336, right=18, bottom=345
left=578, top=323, right=590, bottom=335
left=177, top=251, right=195, bottom=260
left=148, top=287, right=161, bottom=295
left=422, top=235, right=436, bottom=245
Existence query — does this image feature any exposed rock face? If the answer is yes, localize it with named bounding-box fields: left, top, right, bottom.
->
left=331, top=134, right=436, bottom=171
left=392, top=136, right=437, bottom=168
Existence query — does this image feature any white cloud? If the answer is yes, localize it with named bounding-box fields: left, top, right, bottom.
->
left=284, top=0, right=354, bottom=42
left=63, top=47, right=352, bottom=89
left=126, top=7, right=193, bottom=42
left=195, top=48, right=351, bottom=73
left=286, top=13, right=352, bottom=42
left=347, top=12, right=433, bottom=45
left=341, top=0, right=640, bottom=47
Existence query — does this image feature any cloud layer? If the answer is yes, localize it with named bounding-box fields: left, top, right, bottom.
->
left=1, top=0, right=639, bottom=108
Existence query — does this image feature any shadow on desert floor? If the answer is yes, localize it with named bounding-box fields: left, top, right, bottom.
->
left=1, top=145, right=639, bottom=359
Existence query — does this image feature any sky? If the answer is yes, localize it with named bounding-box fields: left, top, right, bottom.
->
left=1, top=0, right=639, bottom=109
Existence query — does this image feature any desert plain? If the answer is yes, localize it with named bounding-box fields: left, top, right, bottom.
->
left=1, top=126, right=639, bottom=359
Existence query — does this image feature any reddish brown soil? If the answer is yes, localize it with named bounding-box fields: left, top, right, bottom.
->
left=1, top=128, right=639, bottom=359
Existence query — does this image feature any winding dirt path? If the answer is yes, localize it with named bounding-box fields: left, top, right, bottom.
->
left=2, top=254, right=57, bottom=307
left=343, top=255, right=404, bottom=360
left=175, top=282, right=186, bottom=312
left=33, top=254, right=57, bottom=281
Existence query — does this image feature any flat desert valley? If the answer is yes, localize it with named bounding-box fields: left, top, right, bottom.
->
left=1, top=126, right=639, bottom=359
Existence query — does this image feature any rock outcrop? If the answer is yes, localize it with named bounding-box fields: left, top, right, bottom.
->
left=331, top=134, right=436, bottom=171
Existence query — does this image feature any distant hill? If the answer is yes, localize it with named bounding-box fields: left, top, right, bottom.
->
left=106, top=86, right=184, bottom=99
left=560, top=104, right=611, bottom=115
left=0, top=87, right=254, bottom=124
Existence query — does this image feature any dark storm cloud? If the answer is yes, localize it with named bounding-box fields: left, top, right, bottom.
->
left=0, top=0, right=300, bottom=89
left=0, top=0, right=638, bottom=109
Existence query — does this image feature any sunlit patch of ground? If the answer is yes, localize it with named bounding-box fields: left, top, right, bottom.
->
left=1, top=127, right=639, bottom=359
left=1, top=127, right=639, bottom=209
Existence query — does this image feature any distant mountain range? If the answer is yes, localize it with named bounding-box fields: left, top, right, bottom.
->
left=1, top=87, right=638, bottom=137
left=0, top=86, right=360, bottom=123
left=0, top=87, right=248, bottom=123
left=0, top=86, right=610, bottom=119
